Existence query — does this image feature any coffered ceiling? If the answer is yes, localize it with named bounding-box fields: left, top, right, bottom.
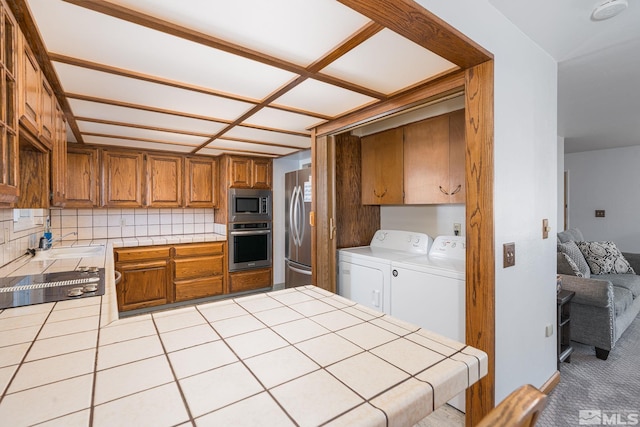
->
left=20, top=0, right=462, bottom=158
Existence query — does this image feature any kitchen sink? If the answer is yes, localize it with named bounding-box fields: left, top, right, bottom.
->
left=32, top=245, right=106, bottom=260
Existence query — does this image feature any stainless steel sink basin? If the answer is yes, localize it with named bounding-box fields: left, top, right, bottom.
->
left=33, top=245, right=105, bottom=260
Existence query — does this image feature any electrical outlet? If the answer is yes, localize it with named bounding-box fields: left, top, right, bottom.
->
left=595, top=210, right=605, bottom=218
left=503, top=242, right=515, bottom=268
left=453, top=223, right=461, bottom=236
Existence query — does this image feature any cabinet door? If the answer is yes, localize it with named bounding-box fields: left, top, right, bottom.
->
left=66, top=147, right=99, bottom=207
left=403, top=114, right=450, bottom=204
left=39, top=77, right=54, bottom=147
left=228, top=156, right=252, bottom=188
left=448, top=109, right=466, bottom=204
left=361, top=127, right=403, bottom=205
left=18, top=34, right=40, bottom=137
left=116, top=259, right=170, bottom=311
left=102, top=150, right=143, bottom=207
left=228, top=267, right=272, bottom=293
left=146, top=154, right=182, bottom=207
left=252, top=158, right=272, bottom=189
left=185, top=156, right=217, bottom=207
left=50, top=104, right=67, bottom=207
left=0, top=7, right=19, bottom=204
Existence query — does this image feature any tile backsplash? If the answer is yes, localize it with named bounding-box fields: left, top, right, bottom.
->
left=50, top=208, right=222, bottom=241
left=0, top=209, right=46, bottom=268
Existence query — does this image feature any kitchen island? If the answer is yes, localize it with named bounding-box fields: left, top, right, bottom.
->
left=0, top=240, right=487, bottom=426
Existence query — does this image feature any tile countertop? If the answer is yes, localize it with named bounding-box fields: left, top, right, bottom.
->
left=0, top=283, right=488, bottom=427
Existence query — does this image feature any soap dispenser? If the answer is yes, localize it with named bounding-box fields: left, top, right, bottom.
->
left=42, top=216, right=52, bottom=249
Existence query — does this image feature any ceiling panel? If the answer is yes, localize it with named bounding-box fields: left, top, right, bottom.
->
left=28, top=0, right=296, bottom=100
left=223, top=127, right=310, bottom=148
left=77, top=122, right=206, bottom=146
left=54, top=63, right=253, bottom=120
left=274, top=79, right=376, bottom=117
left=242, top=107, right=317, bottom=134
left=77, top=137, right=195, bottom=153
left=321, top=29, right=457, bottom=95
left=206, top=140, right=299, bottom=157
left=108, top=0, right=371, bottom=67
left=68, top=99, right=228, bottom=135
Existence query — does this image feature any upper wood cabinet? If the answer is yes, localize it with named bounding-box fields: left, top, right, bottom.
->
left=39, top=77, right=54, bottom=146
left=17, top=31, right=39, bottom=139
left=361, top=127, right=404, bottom=205
left=102, top=150, right=144, bottom=208
left=66, top=146, right=99, bottom=208
left=146, top=153, right=182, bottom=207
left=228, top=156, right=272, bottom=189
left=404, top=110, right=465, bottom=204
left=185, top=156, right=217, bottom=208
left=0, top=3, right=19, bottom=205
left=49, top=104, right=67, bottom=207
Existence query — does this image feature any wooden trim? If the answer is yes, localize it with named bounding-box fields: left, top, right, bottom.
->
left=315, top=70, right=465, bottom=136
left=216, top=136, right=306, bottom=151
left=7, top=0, right=84, bottom=143
left=82, top=132, right=199, bottom=148
left=62, top=0, right=386, bottom=100
left=464, top=59, right=495, bottom=427
left=540, top=371, right=560, bottom=395
left=337, top=0, right=493, bottom=68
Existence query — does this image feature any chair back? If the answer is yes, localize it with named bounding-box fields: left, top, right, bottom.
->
left=476, top=384, right=547, bottom=427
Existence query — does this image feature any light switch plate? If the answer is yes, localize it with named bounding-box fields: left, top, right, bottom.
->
left=503, top=242, right=515, bottom=268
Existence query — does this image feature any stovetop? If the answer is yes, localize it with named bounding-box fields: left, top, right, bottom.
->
left=0, top=268, right=106, bottom=309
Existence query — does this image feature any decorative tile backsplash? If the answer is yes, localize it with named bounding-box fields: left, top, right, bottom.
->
left=0, top=208, right=223, bottom=269
left=50, top=208, right=220, bottom=241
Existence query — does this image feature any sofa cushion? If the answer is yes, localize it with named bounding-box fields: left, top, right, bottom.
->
left=598, top=273, right=640, bottom=298
left=557, top=228, right=585, bottom=243
left=613, top=286, right=634, bottom=316
left=577, top=241, right=636, bottom=275
left=558, top=240, right=590, bottom=278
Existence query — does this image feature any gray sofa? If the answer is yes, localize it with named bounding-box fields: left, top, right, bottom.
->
left=557, top=228, right=640, bottom=360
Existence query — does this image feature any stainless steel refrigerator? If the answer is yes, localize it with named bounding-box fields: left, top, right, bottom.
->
left=285, top=168, right=312, bottom=288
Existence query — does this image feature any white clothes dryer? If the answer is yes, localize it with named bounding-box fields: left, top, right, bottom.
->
left=338, top=230, right=432, bottom=314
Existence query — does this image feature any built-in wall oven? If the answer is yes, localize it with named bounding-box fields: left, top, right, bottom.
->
left=228, top=221, right=272, bottom=272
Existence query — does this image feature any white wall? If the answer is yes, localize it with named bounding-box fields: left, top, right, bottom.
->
left=558, top=137, right=565, bottom=230
left=380, top=205, right=465, bottom=238
left=565, top=146, right=640, bottom=252
left=273, top=150, right=311, bottom=285
left=418, top=0, right=558, bottom=402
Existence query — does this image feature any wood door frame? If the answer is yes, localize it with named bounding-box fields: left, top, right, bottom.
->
left=312, top=2, right=495, bottom=425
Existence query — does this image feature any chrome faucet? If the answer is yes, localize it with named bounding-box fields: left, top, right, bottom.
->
left=39, top=232, right=77, bottom=250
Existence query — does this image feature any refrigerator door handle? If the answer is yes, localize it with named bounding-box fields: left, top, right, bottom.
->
left=290, top=186, right=299, bottom=247
left=293, top=186, right=301, bottom=247
left=298, top=185, right=306, bottom=247
left=288, top=264, right=312, bottom=275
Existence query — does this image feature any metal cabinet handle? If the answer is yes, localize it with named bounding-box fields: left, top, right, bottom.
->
left=329, top=217, right=336, bottom=240
left=439, top=186, right=449, bottom=195
left=451, top=185, right=462, bottom=195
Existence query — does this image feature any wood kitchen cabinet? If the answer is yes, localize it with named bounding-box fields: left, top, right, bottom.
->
left=361, top=127, right=404, bottom=205
left=0, top=3, right=19, bottom=205
left=146, top=153, right=182, bottom=207
left=228, top=267, right=272, bottom=294
left=404, top=110, right=465, bottom=204
left=17, top=30, right=39, bottom=140
left=228, top=156, right=272, bottom=189
left=115, top=246, right=172, bottom=312
left=172, top=242, right=225, bottom=301
left=184, top=156, right=217, bottom=207
left=102, top=149, right=144, bottom=207
left=66, top=146, right=99, bottom=208
left=50, top=104, right=67, bottom=207
left=39, top=77, right=54, bottom=146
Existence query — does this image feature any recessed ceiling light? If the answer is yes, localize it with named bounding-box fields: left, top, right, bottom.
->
left=591, top=0, right=628, bottom=21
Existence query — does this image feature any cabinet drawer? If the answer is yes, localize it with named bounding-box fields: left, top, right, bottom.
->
left=173, top=256, right=223, bottom=280
left=228, top=268, right=272, bottom=293
left=175, top=276, right=224, bottom=302
left=173, top=242, right=224, bottom=258
left=115, top=246, right=171, bottom=262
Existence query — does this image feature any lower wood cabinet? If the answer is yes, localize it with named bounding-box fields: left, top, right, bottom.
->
left=115, top=242, right=227, bottom=312
left=228, top=267, right=272, bottom=293
left=115, top=246, right=172, bottom=312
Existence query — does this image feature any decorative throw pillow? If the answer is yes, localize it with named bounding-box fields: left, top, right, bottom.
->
left=558, top=240, right=591, bottom=278
left=576, top=241, right=636, bottom=275
left=561, top=253, right=585, bottom=277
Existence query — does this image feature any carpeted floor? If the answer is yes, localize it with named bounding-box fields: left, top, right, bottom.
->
left=537, top=316, right=640, bottom=426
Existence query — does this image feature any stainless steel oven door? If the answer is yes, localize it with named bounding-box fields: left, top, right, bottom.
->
left=228, top=227, right=272, bottom=272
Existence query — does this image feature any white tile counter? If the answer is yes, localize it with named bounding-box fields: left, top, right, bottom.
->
left=0, top=283, right=487, bottom=427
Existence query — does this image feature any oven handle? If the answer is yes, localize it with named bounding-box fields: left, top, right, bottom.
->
left=288, top=264, right=312, bottom=275
left=230, top=229, right=271, bottom=236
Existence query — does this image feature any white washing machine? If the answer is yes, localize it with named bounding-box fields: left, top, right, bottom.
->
left=390, top=235, right=466, bottom=411
left=338, top=230, right=432, bottom=314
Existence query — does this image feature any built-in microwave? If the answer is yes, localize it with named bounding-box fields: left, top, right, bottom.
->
left=228, top=188, right=272, bottom=223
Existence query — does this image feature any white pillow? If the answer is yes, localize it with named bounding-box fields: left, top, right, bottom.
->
left=558, top=240, right=591, bottom=278
left=577, top=241, right=635, bottom=275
